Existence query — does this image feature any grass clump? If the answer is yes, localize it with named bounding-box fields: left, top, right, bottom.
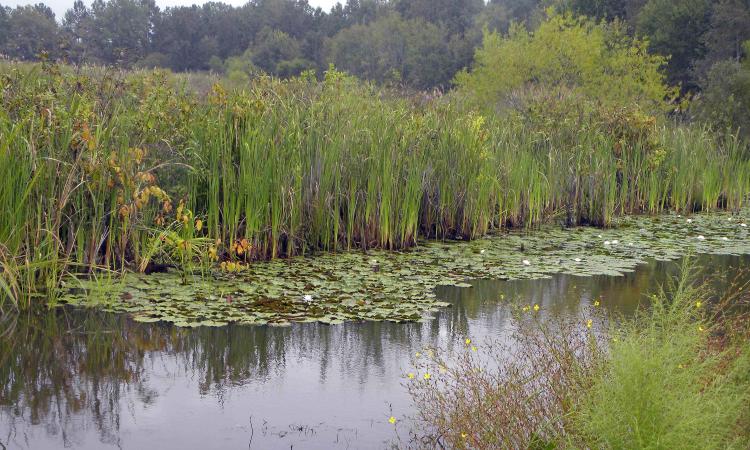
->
left=573, top=264, right=750, bottom=449
left=407, top=261, right=750, bottom=449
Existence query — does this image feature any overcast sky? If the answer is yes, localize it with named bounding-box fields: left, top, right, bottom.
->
left=1, top=0, right=341, bottom=19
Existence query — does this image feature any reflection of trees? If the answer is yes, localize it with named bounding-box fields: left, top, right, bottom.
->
left=0, top=310, right=158, bottom=447
left=1, top=255, right=746, bottom=447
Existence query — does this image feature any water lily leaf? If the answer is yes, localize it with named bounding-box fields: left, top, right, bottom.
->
left=57, top=209, right=750, bottom=327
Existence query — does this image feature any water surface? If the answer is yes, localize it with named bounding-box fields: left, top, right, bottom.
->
left=1, top=254, right=747, bottom=449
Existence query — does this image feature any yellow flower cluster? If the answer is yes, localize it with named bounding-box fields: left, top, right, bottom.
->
left=220, top=261, right=247, bottom=273
left=231, top=238, right=251, bottom=256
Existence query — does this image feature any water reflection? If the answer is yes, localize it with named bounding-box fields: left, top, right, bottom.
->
left=1, top=255, right=747, bottom=449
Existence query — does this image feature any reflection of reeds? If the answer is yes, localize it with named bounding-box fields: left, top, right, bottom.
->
left=1, top=63, right=748, bottom=308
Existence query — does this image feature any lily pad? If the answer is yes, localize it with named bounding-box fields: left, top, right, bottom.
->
left=57, top=209, right=750, bottom=327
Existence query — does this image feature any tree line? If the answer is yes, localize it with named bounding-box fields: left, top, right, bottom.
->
left=0, top=0, right=748, bottom=98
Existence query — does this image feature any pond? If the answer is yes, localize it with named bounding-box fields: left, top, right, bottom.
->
left=1, top=253, right=748, bottom=449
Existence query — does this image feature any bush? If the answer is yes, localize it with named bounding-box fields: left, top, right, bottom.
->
left=455, top=11, right=675, bottom=114
left=407, top=261, right=750, bottom=449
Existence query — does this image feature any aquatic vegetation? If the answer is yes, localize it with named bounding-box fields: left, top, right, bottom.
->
left=56, top=209, right=750, bottom=326
left=1, top=62, right=749, bottom=310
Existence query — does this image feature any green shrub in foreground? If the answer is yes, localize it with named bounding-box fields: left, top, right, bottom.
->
left=572, top=265, right=750, bottom=450
left=407, top=262, right=750, bottom=449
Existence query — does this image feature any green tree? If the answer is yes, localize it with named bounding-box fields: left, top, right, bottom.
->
left=325, top=13, right=455, bottom=89
left=695, top=42, right=750, bottom=138
left=86, top=0, right=159, bottom=65
left=0, top=6, right=10, bottom=52
left=62, top=0, right=92, bottom=63
left=476, top=0, right=543, bottom=34
left=153, top=6, right=219, bottom=71
left=250, top=27, right=308, bottom=75
left=636, top=0, right=712, bottom=88
left=3, top=4, right=59, bottom=60
left=394, top=0, right=483, bottom=35
left=561, top=0, right=629, bottom=21
left=702, top=0, right=750, bottom=66
left=456, top=12, right=673, bottom=112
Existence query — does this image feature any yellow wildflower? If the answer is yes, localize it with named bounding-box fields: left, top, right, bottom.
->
left=695, top=301, right=702, bottom=308
left=388, top=416, right=396, bottom=425
left=522, top=305, right=530, bottom=312
left=407, top=373, right=415, bottom=380
left=699, top=325, right=705, bottom=332
left=461, top=432, right=468, bottom=439
left=533, top=304, right=540, bottom=312
left=415, top=352, right=421, bottom=358
left=424, top=373, right=431, bottom=380
left=594, top=300, right=600, bottom=307
left=471, top=346, right=477, bottom=352
left=586, top=319, right=593, bottom=329
left=465, top=338, right=471, bottom=345
left=195, top=219, right=203, bottom=232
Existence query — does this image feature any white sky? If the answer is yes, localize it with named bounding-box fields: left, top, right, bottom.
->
left=1, top=0, right=341, bottom=19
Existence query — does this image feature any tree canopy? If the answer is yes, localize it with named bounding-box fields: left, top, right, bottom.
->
left=456, top=13, right=673, bottom=113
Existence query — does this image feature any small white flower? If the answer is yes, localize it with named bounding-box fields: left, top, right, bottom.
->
left=686, top=218, right=692, bottom=223
left=574, top=258, right=582, bottom=262
left=741, top=223, right=748, bottom=228
left=303, top=294, right=313, bottom=303
left=522, top=259, right=531, bottom=266
left=677, top=214, right=682, bottom=217
left=604, top=240, right=611, bottom=246
left=611, top=240, right=619, bottom=245
left=597, top=234, right=603, bottom=238
left=697, top=235, right=705, bottom=240
left=722, top=237, right=729, bottom=241
left=728, top=217, right=733, bottom=221
left=628, top=242, right=634, bottom=246
left=480, top=249, right=485, bottom=254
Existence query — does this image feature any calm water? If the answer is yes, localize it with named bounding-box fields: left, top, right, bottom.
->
left=1, top=254, right=748, bottom=449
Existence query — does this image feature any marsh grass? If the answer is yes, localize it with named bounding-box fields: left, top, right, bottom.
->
left=1, top=62, right=749, bottom=308
left=406, top=261, right=750, bottom=449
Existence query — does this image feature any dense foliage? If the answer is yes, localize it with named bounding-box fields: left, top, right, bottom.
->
left=0, top=54, right=748, bottom=307
left=0, top=1, right=747, bottom=100
left=455, top=12, right=674, bottom=113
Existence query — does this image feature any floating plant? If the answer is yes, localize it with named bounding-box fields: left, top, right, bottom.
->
left=56, top=209, right=750, bottom=327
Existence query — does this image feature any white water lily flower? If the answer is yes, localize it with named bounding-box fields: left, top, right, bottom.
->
left=303, top=294, right=313, bottom=303
left=522, top=260, right=531, bottom=266
left=697, top=235, right=705, bottom=240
